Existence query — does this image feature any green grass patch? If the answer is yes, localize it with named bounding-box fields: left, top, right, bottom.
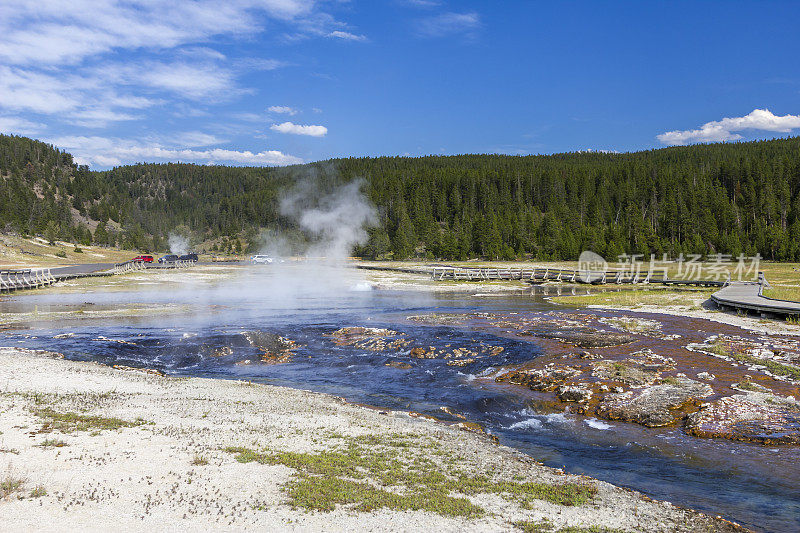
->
left=1, top=476, right=25, bottom=499
left=224, top=435, right=595, bottom=517
left=513, top=520, right=624, bottom=533
left=762, top=286, right=800, bottom=303
left=39, top=438, right=68, bottom=448
left=33, top=408, right=146, bottom=433
left=709, top=340, right=800, bottom=380
left=29, top=485, right=47, bottom=498
left=552, top=289, right=712, bottom=310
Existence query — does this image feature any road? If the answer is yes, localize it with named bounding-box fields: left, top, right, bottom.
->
left=50, top=263, right=116, bottom=277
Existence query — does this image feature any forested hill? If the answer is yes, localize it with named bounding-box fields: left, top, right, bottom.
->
left=2, top=133, right=800, bottom=261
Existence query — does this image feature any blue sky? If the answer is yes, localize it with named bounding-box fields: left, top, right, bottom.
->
left=1, top=1, right=799, bottom=168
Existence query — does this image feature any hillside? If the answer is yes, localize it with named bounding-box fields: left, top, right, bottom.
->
left=1, top=133, right=800, bottom=260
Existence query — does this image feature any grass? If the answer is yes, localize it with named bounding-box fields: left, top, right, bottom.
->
left=191, top=455, right=209, bottom=466
left=551, top=288, right=712, bottom=310
left=513, top=521, right=624, bottom=533
left=33, top=408, right=146, bottom=433
left=1, top=475, right=25, bottom=499
left=762, top=286, right=800, bottom=303
left=39, top=438, right=68, bottom=448
left=710, top=339, right=800, bottom=380
left=223, top=435, right=595, bottom=517
left=29, top=485, right=47, bottom=498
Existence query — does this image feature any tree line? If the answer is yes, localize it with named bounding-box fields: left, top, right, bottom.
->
left=1, top=133, right=799, bottom=260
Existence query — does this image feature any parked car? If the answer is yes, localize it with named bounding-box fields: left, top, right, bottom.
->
left=178, top=253, right=198, bottom=262
left=132, top=255, right=154, bottom=263
left=158, top=254, right=179, bottom=263
left=250, top=255, right=273, bottom=264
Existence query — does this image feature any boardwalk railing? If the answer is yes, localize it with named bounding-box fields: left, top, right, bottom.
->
left=0, top=268, right=56, bottom=292
left=431, top=266, right=728, bottom=287
left=112, top=261, right=147, bottom=274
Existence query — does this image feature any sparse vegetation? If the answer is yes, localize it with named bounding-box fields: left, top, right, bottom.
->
left=29, top=486, right=47, bottom=498
left=33, top=408, right=146, bottom=433
left=513, top=520, right=624, bottom=533
left=224, top=435, right=595, bottom=517
left=1, top=475, right=25, bottom=499
left=552, top=289, right=712, bottom=310
left=39, top=438, right=68, bottom=448
left=708, top=340, right=800, bottom=380
left=191, top=455, right=209, bottom=466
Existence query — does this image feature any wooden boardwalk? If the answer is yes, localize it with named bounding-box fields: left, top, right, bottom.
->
left=0, top=260, right=196, bottom=293
left=711, top=280, right=800, bottom=318
left=429, top=266, right=726, bottom=287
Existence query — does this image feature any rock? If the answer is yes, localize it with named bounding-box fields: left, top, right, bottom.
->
left=686, top=393, right=800, bottom=444
left=112, top=365, right=164, bottom=376
left=454, top=421, right=498, bottom=442
left=557, top=385, right=592, bottom=403
left=495, top=364, right=581, bottom=392
left=697, top=372, right=715, bottom=381
left=329, top=326, right=398, bottom=338
left=591, top=360, right=661, bottom=388
left=525, top=327, right=637, bottom=348
left=440, top=406, right=467, bottom=419
left=385, top=360, right=413, bottom=369
left=243, top=331, right=297, bottom=364
left=446, top=358, right=475, bottom=367
left=210, top=346, right=233, bottom=357
left=595, top=378, right=713, bottom=427
left=409, top=346, right=438, bottom=359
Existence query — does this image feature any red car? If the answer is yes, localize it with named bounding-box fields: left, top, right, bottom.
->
left=132, top=255, right=154, bottom=263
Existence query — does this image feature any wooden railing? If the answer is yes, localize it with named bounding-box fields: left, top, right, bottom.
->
left=431, top=266, right=729, bottom=287
left=0, top=268, right=56, bottom=292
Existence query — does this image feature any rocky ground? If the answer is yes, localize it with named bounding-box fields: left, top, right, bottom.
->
left=0, top=347, right=750, bottom=532
left=406, top=311, right=800, bottom=446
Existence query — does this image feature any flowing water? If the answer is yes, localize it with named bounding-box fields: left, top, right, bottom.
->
left=2, top=266, right=799, bottom=532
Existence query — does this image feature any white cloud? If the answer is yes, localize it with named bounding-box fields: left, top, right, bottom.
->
left=268, top=105, right=298, bottom=115
left=657, top=108, right=800, bottom=146
left=270, top=121, right=327, bottom=137
left=416, top=12, right=480, bottom=38
left=48, top=135, right=303, bottom=168
left=170, top=131, right=226, bottom=147
left=328, top=31, right=368, bottom=42
left=0, top=116, right=45, bottom=135
left=0, top=0, right=316, bottom=66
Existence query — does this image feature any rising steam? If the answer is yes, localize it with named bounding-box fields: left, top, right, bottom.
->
left=275, top=177, right=377, bottom=260
left=168, top=233, right=190, bottom=255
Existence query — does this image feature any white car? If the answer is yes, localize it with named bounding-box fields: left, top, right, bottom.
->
left=250, top=255, right=274, bottom=264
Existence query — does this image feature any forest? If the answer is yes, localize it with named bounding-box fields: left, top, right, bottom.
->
left=1, top=133, right=799, bottom=261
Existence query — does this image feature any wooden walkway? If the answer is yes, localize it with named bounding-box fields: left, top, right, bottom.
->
left=711, top=280, right=800, bottom=318
left=0, top=260, right=196, bottom=293
left=430, top=266, right=726, bottom=287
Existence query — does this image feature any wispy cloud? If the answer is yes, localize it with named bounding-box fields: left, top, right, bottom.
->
left=0, top=0, right=348, bottom=140
left=268, top=105, right=298, bottom=115
left=0, top=1, right=316, bottom=67
left=271, top=121, right=328, bottom=137
left=0, top=116, right=45, bottom=135
left=657, top=108, right=800, bottom=145
left=328, top=30, right=368, bottom=42
left=47, top=135, right=303, bottom=168
left=416, top=12, right=480, bottom=38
